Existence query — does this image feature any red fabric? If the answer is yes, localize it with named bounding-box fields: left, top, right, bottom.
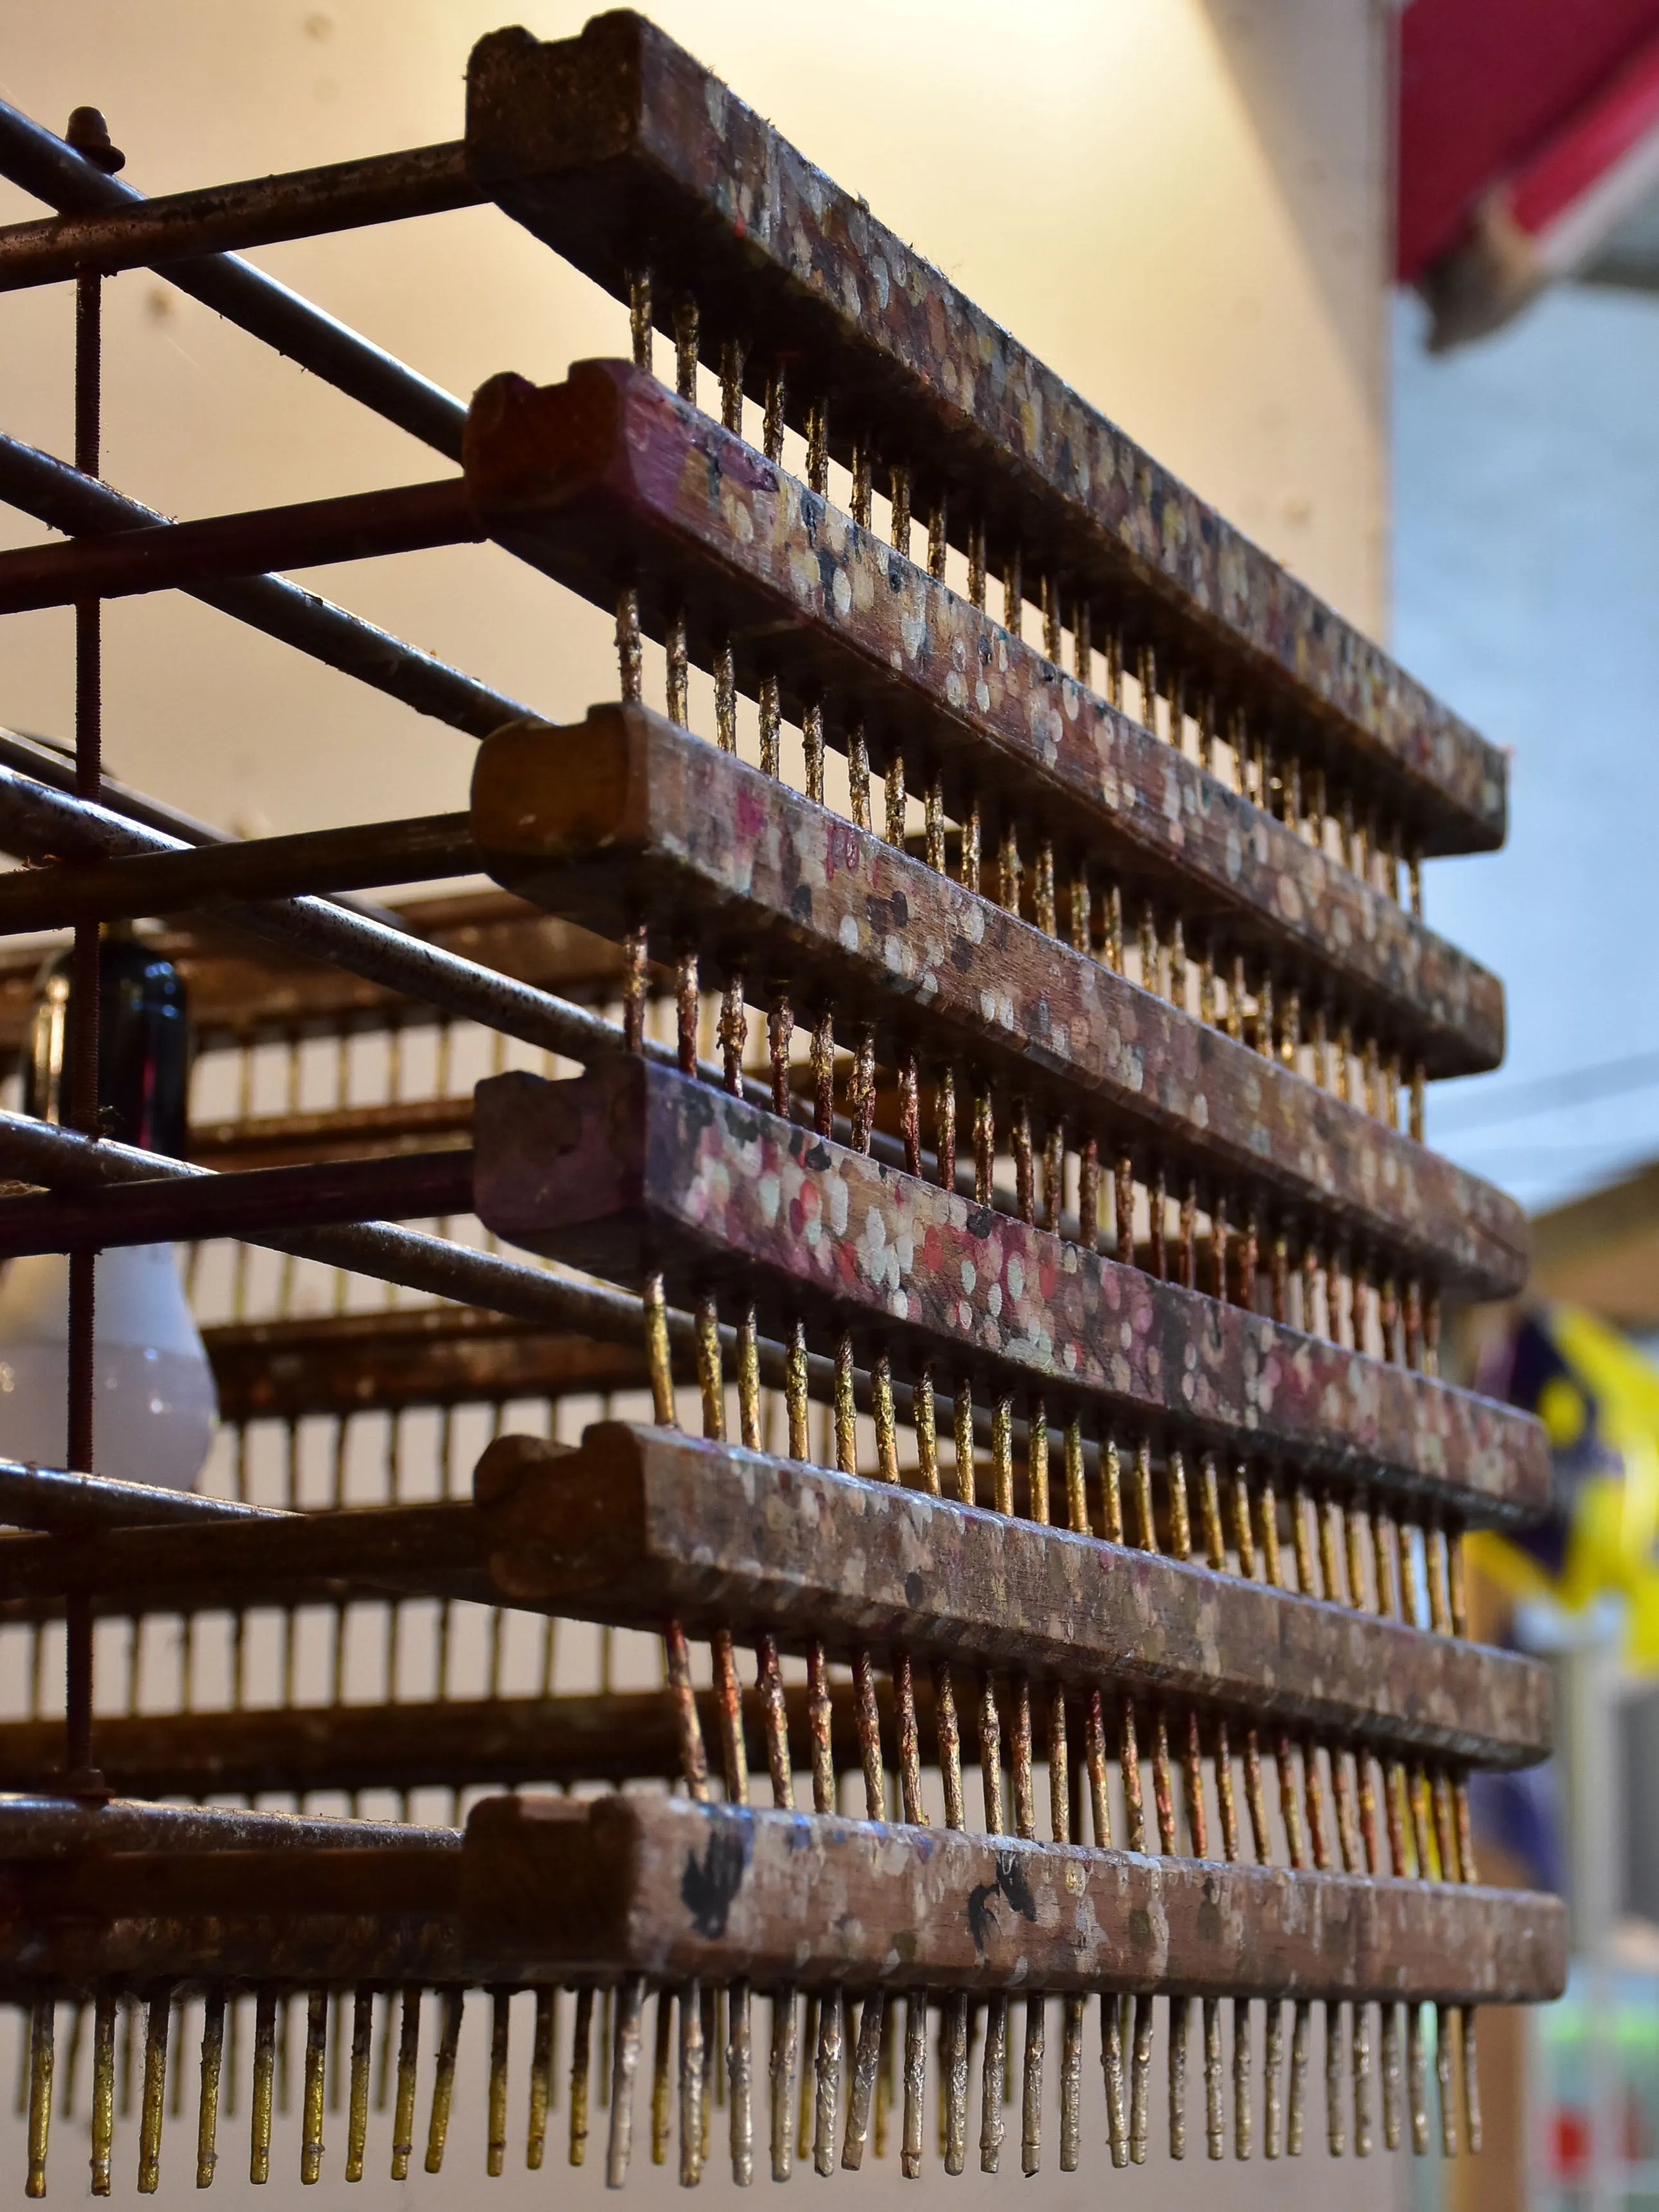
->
left=1510, top=28, right=1659, bottom=234
left=1398, top=0, right=1659, bottom=277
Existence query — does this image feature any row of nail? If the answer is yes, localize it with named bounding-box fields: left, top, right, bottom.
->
left=623, top=268, right=1426, bottom=935
left=647, top=951, right=1436, bottom=1369
left=621, top=581, right=1427, bottom=1144
left=632, top=1068, right=1487, bottom=2182
left=14, top=1972, right=1480, bottom=2192
left=632, top=933, right=1478, bottom=1881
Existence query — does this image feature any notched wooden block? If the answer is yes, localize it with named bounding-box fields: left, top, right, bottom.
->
left=460, top=1790, right=1566, bottom=2004
left=470, top=1059, right=1549, bottom=1524
left=472, top=1419, right=1552, bottom=1768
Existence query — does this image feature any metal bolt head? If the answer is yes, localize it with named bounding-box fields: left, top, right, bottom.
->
left=65, top=106, right=124, bottom=175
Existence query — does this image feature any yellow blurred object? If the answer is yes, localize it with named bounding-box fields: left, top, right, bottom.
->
left=1483, top=1304, right=1659, bottom=1665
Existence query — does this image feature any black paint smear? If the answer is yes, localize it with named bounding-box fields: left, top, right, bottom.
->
left=682, top=1822, right=748, bottom=1939
left=966, top=1849, right=1040, bottom=1957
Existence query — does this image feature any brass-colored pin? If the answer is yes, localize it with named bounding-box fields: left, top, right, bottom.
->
left=758, top=670, right=782, bottom=779
left=679, top=1977, right=705, bottom=2187
left=1238, top=1999, right=1256, bottom=2150
left=26, top=1995, right=53, bottom=2199
left=843, top=720, right=871, bottom=834
left=937, top=1993, right=967, bottom=2176
left=1462, top=2008, right=1482, bottom=2155
left=1041, top=572, right=1061, bottom=662
left=1168, top=1995, right=1188, bottom=2160
left=888, top=464, right=912, bottom=557
left=978, top=1674, right=1005, bottom=1834
left=1231, top=1463, right=1257, bottom=1577
left=966, top=516, right=986, bottom=607
left=616, top=585, right=643, bottom=705
left=1199, top=1450, right=1225, bottom=1568
left=1263, top=2001, right=1284, bottom=2160
left=1120, top=1694, right=1146, bottom=1852
left=877, top=743, right=905, bottom=846
left=694, top=1292, right=725, bottom=1443
left=1406, top=2004, right=1429, bottom=2153
left=1047, top=1997, right=1079, bottom=2173
left=719, top=338, right=744, bottom=432
left=1101, top=1996, right=1128, bottom=2167
left=939, top=1364, right=969, bottom=1504
left=722, top=1980, right=752, bottom=2186
left=812, top=1993, right=843, bottom=2177
left=1129, top=1993, right=1154, bottom=2164
left=91, top=1992, right=115, bottom=2196
left=1151, top=1705, right=1178, bottom=1855
left=479, top=1987, right=509, bottom=2179
left=628, top=267, right=652, bottom=369
left=196, top=1990, right=225, bottom=2190
left=664, top=1619, right=712, bottom=1802
left=388, top=1989, right=420, bottom=2181
left=525, top=1987, right=555, bottom=2173
left=566, top=1984, right=594, bottom=2168
left=339, top=1989, right=370, bottom=2185
left=1353, top=2000, right=1373, bottom=2157
left=1287, top=2001, right=1310, bottom=2156
left=841, top=1994, right=883, bottom=2170
left=978, top=1997, right=1006, bottom=2171
left=769, top=1990, right=798, bottom=2181
left=1132, top=1436, right=1157, bottom=1551
left=666, top=605, right=690, bottom=727
left=1203, top=1997, right=1224, bottom=2159
left=1435, top=2004, right=1458, bottom=2157
left=933, top=1063, right=958, bottom=1195
left=1020, top=1995, right=1045, bottom=2176
left=1380, top=2003, right=1402, bottom=2150
left=251, top=1989, right=277, bottom=2186
left=1168, top=1447, right=1193, bottom=1560
left=651, top=1991, right=672, bottom=2167
left=923, top=771, right=947, bottom=874
left=295, top=1990, right=325, bottom=2186
left=423, top=1989, right=463, bottom=2175
left=779, top=1315, right=809, bottom=1462
left=600, top=1975, right=643, bottom=2187
left=1324, top=2002, right=1344, bottom=2158
left=797, top=1997, right=818, bottom=2167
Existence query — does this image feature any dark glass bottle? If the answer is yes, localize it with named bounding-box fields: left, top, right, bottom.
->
left=21, top=924, right=190, bottom=1158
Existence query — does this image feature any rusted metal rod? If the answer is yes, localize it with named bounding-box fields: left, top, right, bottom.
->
left=0, top=1459, right=274, bottom=1534
left=0, top=435, right=517, bottom=734
left=0, top=1146, right=474, bottom=1254
left=0, top=1113, right=957, bottom=1449
left=0, top=475, right=477, bottom=613
left=0, top=96, right=466, bottom=458
left=0, top=764, right=618, bottom=1062
left=203, top=1304, right=646, bottom=1420
left=0, top=141, right=479, bottom=289
left=0, top=1681, right=922, bottom=1798
left=0, top=809, right=479, bottom=931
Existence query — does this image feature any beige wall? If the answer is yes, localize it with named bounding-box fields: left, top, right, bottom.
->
left=0, top=0, right=1392, bottom=841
